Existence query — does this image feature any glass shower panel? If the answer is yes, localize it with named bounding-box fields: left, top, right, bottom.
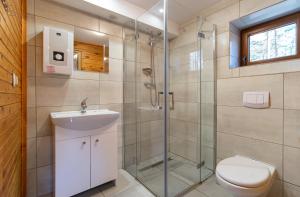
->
left=123, top=25, right=138, bottom=178
left=168, top=14, right=202, bottom=197
left=134, top=24, right=165, bottom=197
left=198, top=20, right=216, bottom=182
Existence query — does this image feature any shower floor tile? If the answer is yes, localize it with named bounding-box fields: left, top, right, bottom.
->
left=141, top=172, right=191, bottom=197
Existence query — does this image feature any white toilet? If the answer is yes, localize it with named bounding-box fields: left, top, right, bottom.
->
left=216, top=155, right=276, bottom=197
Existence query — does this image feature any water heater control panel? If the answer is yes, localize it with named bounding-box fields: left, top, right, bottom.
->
left=43, top=27, right=73, bottom=75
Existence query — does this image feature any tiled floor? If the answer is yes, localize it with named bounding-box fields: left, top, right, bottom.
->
left=183, top=176, right=233, bottom=197
left=74, top=170, right=230, bottom=197
left=75, top=170, right=155, bottom=197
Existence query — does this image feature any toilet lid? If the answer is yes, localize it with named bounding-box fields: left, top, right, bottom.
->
left=216, top=156, right=271, bottom=188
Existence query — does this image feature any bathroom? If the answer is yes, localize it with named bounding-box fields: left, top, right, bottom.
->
left=1, top=0, right=300, bottom=196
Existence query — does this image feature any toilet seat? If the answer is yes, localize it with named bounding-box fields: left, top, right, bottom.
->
left=216, top=156, right=272, bottom=188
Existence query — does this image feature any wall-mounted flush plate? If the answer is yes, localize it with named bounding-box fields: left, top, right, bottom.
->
left=12, top=73, right=19, bottom=87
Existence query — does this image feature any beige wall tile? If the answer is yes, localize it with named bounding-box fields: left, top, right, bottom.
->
left=202, top=125, right=214, bottom=148
left=217, top=56, right=240, bottom=79
left=27, top=138, right=36, bottom=169
left=239, top=59, right=300, bottom=77
left=35, top=0, right=99, bottom=31
left=71, top=71, right=100, bottom=81
left=100, top=20, right=123, bottom=38
left=217, top=132, right=283, bottom=179
left=100, top=81, right=123, bottom=104
left=124, top=123, right=137, bottom=146
left=284, top=146, right=300, bottom=186
left=100, top=58, right=123, bottom=82
left=240, top=0, right=284, bottom=17
left=284, top=110, right=300, bottom=148
left=36, top=77, right=100, bottom=107
left=217, top=32, right=229, bottom=58
left=206, top=3, right=239, bottom=34
left=139, top=107, right=163, bottom=122
left=170, top=83, right=199, bottom=103
left=202, top=146, right=214, bottom=170
left=170, top=119, right=198, bottom=142
left=171, top=22, right=197, bottom=48
left=217, top=74, right=283, bottom=108
left=27, top=0, right=35, bottom=14
left=137, top=42, right=151, bottom=64
left=140, top=120, right=163, bottom=142
left=170, top=136, right=197, bottom=162
left=170, top=102, right=199, bottom=122
left=201, top=82, right=214, bottom=104
left=140, top=138, right=163, bottom=161
left=37, top=136, right=53, bottom=167
left=284, top=182, right=300, bottom=197
left=124, top=82, right=135, bottom=104
left=124, top=61, right=135, bottom=83
left=109, top=37, right=123, bottom=60
left=284, top=72, right=300, bottom=110
left=27, top=107, right=37, bottom=138
left=201, top=103, right=215, bottom=127
left=27, top=45, right=36, bottom=77
left=217, top=106, right=283, bottom=144
left=37, top=165, right=53, bottom=196
left=27, top=77, right=36, bottom=107
left=36, top=106, right=59, bottom=137
left=201, top=39, right=214, bottom=61
left=202, top=60, right=215, bottom=82
left=27, top=169, right=37, bottom=197
left=27, top=14, right=36, bottom=46
left=123, top=103, right=136, bottom=124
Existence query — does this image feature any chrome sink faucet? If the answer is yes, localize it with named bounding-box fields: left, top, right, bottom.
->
left=80, top=97, right=88, bottom=113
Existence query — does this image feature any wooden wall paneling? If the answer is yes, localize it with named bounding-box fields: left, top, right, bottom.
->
left=0, top=0, right=26, bottom=196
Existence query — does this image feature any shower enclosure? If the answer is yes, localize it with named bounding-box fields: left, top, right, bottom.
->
left=123, top=1, right=216, bottom=196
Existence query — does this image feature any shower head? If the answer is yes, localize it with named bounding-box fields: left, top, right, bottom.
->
left=142, top=68, right=152, bottom=76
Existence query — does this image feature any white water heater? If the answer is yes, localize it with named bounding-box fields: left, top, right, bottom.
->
left=43, top=27, right=73, bottom=75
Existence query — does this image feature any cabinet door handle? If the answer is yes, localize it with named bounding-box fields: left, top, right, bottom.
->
left=95, top=139, right=99, bottom=143
left=82, top=141, right=86, bottom=145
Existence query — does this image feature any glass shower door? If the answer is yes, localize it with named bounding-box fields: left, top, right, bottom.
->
left=123, top=0, right=216, bottom=196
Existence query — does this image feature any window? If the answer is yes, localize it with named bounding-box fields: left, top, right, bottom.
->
left=241, top=12, right=300, bottom=66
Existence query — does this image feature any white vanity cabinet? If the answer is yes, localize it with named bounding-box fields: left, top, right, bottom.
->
left=51, top=110, right=119, bottom=197
left=56, top=137, right=91, bottom=197
left=91, top=132, right=117, bottom=188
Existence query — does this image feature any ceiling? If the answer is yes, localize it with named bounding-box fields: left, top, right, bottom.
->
left=126, top=0, right=222, bottom=24
left=51, top=0, right=223, bottom=37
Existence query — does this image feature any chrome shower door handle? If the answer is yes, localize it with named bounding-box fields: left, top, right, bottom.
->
left=158, top=91, right=164, bottom=109
left=157, top=91, right=174, bottom=110
left=169, top=92, right=174, bottom=110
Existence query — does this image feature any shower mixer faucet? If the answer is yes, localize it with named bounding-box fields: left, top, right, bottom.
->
left=80, top=97, right=88, bottom=113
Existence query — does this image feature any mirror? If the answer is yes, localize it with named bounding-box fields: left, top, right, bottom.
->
left=74, top=27, right=109, bottom=73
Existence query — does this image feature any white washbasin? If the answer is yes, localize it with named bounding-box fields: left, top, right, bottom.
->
left=50, top=109, right=119, bottom=131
